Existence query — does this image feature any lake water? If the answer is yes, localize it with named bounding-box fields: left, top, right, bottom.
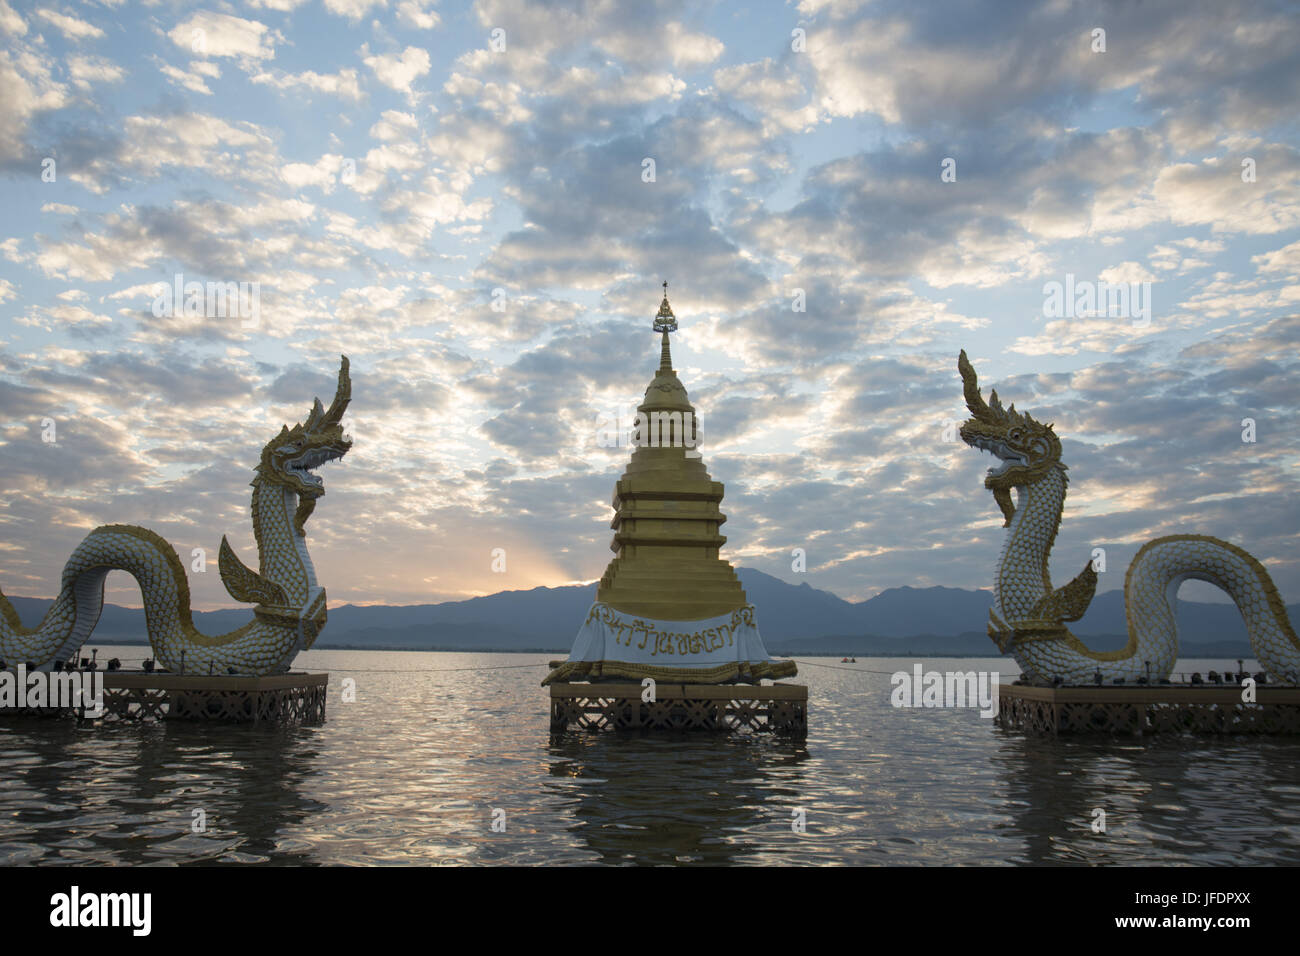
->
left=1, top=648, right=1297, bottom=865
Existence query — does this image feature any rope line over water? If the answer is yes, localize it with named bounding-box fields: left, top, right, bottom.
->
left=788, top=659, right=907, bottom=675
left=319, top=662, right=550, bottom=674
left=60, top=655, right=551, bottom=675
left=62, top=654, right=1255, bottom=682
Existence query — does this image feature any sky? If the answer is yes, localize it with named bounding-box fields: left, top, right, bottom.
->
left=0, top=0, right=1297, bottom=612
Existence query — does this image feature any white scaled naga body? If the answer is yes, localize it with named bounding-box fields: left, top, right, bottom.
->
left=956, top=350, right=1300, bottom=686
left=0, top=356, right=353, bottom=676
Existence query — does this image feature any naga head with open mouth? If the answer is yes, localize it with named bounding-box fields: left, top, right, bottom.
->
left=259, top=355, right=353, bottom=534
left=957, top=350, right=1063, bottom=526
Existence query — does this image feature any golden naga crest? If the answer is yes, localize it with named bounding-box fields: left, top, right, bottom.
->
left=256, top=356, right=353, bottom=534
left=957, top=349, right=1064, bottom=526
left=258, top=356, right=352, bottom=496
left=219, top=355, right=353, bottom=604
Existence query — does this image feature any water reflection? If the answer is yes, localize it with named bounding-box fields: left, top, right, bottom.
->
left=1, top=650, right=1297, bottom=865
left=991, top=731, right=1300, bottom=865
left=0, top=719, right=324, bottom=865
left=546, top=733, right=810, bottom=865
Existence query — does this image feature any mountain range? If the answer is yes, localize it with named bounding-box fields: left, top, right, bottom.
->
left=4, top=568, right=1284, bottom=657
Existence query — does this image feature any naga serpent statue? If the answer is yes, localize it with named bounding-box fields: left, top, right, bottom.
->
left=0, top=356, right=353, bottom=676
left=957, top=350, right=1299, bottom=685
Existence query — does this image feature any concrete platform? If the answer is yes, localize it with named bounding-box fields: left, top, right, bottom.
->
left=0, top=670, right=328, bottom=724
left=997, top=681, right=1300, bottom=735
left=549, top=681, right=807, bottom=735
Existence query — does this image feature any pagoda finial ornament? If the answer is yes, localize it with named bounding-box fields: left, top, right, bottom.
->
left=654, top=280, right=677, bottom=372
left=654, top=281, right=677, bottom=332
left=543, top=285, right=796, bottom=686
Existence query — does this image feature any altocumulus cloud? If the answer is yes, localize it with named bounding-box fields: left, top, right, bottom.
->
left=0, top=0, right=1295, bottom=612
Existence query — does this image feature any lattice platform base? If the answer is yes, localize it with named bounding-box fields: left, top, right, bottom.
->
left=0, top=672, right=328, bottom=724
left=997, top=683, right=1300, bottom=735
left=549, top=682, right=807, bottom=735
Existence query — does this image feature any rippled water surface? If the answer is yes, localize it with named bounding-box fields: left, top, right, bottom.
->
left=1, top=649, right=1297, bottom=865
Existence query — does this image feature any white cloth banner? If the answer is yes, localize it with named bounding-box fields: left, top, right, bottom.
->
left=564, top=602, right=779, bottom=669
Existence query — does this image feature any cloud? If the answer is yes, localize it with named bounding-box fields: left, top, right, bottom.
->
left=1, top=0, right=1298, bottom=612
left=598, top=20, right=722, bottom=70
left=66, top=54, right=126, bottom=90
left=362, top=44, right=431, bottom=98
left=0, top=1, right=26, bottom=37
left=713, top=58, right=817, bottom=135
left=368, top=108, right=417, bottom=140
left=794, top=0, right=1300, bottom=142
left=1098, top=261, right=1158, bottom=285
left=281, top=154, right=348, bottom=191
left=1253, top=238, right=1300, bottom=274
left=396, top=0, right=440, bottom=29
left=35, top=9, right=104, bottom=41
left=0, top=45, right=69, bottom=164
left=167, top=12, right=278, bottom=64
left=250, top=67, right=363, bottom=101
left=324, top=0, right=388, bottom=19
left=1151, top=148, right=1300, bottom=234
left=156, top=59, right=215, bottom=95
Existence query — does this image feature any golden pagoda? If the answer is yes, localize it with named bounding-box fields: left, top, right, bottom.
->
left=543, top=284, right=797, bottom=685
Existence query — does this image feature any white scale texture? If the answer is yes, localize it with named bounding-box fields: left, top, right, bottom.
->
left=0, top=480, right=315, bottom=675
left=996, top=465, right=1299, bottom=683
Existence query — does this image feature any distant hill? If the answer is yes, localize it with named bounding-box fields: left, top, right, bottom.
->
left=4, top=568, right=1288, bottom=657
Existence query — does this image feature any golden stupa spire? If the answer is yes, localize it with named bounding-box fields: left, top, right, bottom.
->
left=589, top=283, right=747, bottom=621
left=540, top=280, right=798, bottom=686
